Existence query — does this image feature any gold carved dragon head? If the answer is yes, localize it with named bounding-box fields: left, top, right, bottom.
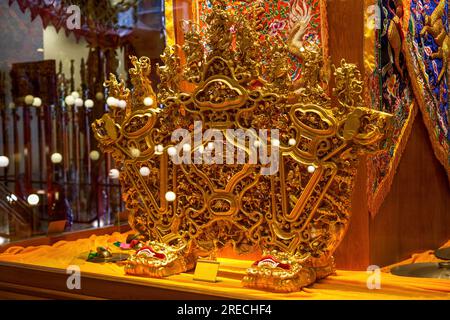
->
left=92, top=4, right=392, bottom=292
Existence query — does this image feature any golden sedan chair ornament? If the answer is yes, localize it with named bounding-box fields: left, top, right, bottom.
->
left=92, top=3, right=392, bottom=292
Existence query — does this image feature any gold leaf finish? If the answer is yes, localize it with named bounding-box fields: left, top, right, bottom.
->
left=92, top=3, right=392, bottom=292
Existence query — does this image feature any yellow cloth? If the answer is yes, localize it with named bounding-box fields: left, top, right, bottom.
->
left=0, top=233, right=449, bottom=300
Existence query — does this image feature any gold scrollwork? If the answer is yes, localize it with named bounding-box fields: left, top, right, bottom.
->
left=92, top=3, right=393, bottom=293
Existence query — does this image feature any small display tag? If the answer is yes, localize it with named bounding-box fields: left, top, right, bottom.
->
left=193, top=260, right=220, bottom=283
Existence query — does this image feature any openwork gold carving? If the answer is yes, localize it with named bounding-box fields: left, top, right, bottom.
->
left=93, top=2, right=392, bottom=292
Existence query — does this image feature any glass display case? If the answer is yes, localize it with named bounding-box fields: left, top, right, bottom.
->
left=0, top=0, right=448, bottom=300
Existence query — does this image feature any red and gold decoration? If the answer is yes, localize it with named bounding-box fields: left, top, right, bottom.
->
left=7, top=0, right=138, bottom=48
left=165, top=0, right=329, bottom=81
left=92, top=2, right=392, bottom=292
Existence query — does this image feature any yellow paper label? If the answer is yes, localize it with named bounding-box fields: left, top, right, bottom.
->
left=193, top=260, right=220, bottom=283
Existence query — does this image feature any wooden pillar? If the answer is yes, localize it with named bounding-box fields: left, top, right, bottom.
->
left=326, top=0, right=371, bottom=270
left=327, top=0, right=365, bottom=70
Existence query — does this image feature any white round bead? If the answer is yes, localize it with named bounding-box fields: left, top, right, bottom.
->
left=307, top=165, right=316, bottom=173
left=167, top=147, right=177, bottom=157
left=139, top=166, right=151, bottom=177
left=288, top=138, right=296, bottom=146
left=84, top=99, right=94, bottom=109
left=50, top=153, right=63, bottom=164
left=24, top=95, right=34, bottom=105
left=271, top=139, right=280, bottom=147
left=32, top=97, right=42, bottom=107
left=27, top=194, right=40, bottom=206
left=118, top=100, right=127, bottom=109
left=143, top=97, right=154, bottom=106
left=155, top=144, right=164, bottom=153
left=71, top=91, right=80, bottom=99
left=75, top=98, right=84, bottom=107
left=130, top=148, right=141, bottom=158
left=165, top=191, right=176, bottom=202
left=89, top=150, right=100, bottom=161
left=109, top=169, right=120, bottom=179
left=106, top=97, right=118, bottom=107
left=0, top=156, right=10, bottom=168
left=65, top=95, right=75, bottom=106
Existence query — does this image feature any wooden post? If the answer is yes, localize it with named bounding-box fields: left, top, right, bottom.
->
left=327, top=0, right=371, bottom=270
